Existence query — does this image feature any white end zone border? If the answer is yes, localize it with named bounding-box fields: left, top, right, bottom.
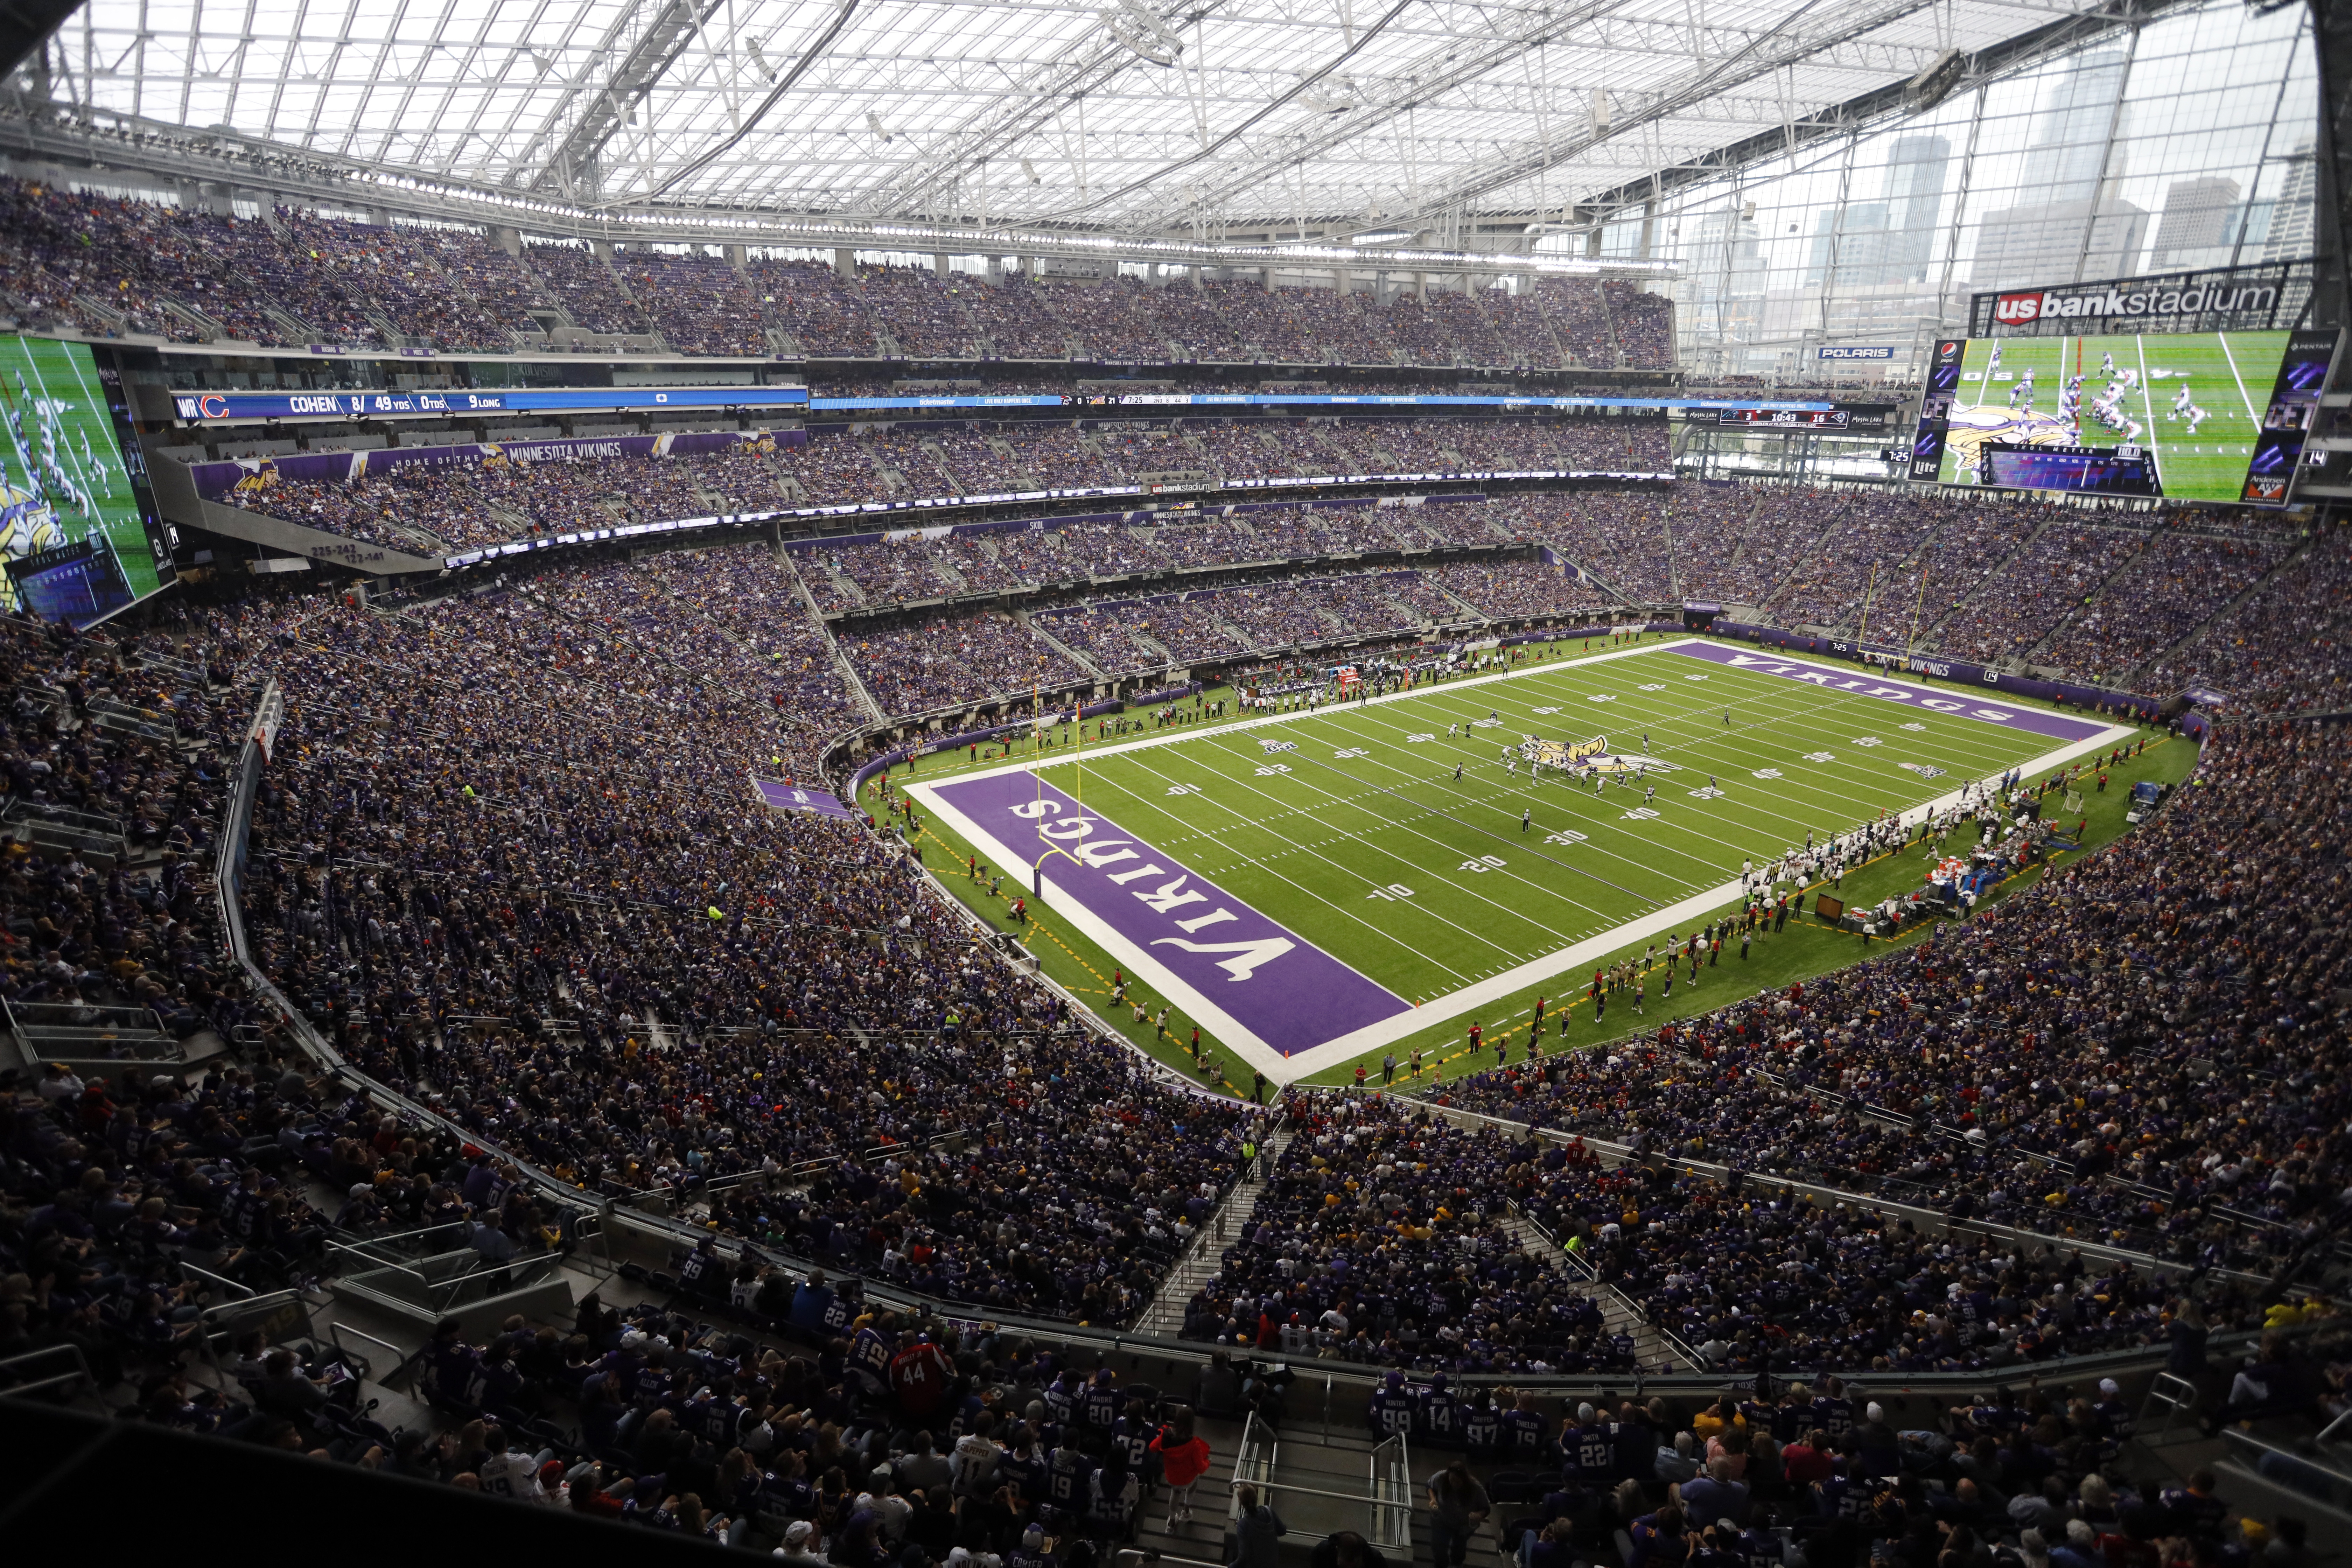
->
left=906, top=638, right=2137, bottom=1085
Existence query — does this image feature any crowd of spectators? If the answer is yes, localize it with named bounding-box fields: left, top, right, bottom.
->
left=204, top=419, right=2348, bottom=712
left=0, top=178, right=1682, bottom=366
left=855, top=264, right=989, bottom=358
left=2150, top=526, right=2352, bottom=713
left=1605, top=281, right=1676, bottom=369
left=1532, top=489, right=1681, bottom=602
left=1769, top=491, right=1951, bottom=631
left=738, top=258, right=861, bottom=356
left=611, top=249, right=768, bottom=356
left=842, top=615, right=1086, bottom=715
left=2039, top=525, right=2297, bottom=688
left=7, top=536, right=2339, bottom=1568
left=210, top=418, right=1662, bottom=561
left=1186, top=1094, right=1634, bottom=1372
left=0, top=175, right=219, bottom=341
left=218, top=579, right=1255, bottom=1326
left=1424, top=561, right=1611, bottom=621
left=1934, top=523, right=2143, bottom=667
left=281, top=213, right=514, bottom=352
left=1531, top=280, right=1619, bottom=368
left=1519, top=1155, right=2258, bottom=1372
left=524, top=242, right=654, bottom=337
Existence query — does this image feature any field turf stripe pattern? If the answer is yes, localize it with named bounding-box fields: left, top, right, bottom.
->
left=1021, top=643, right=2062, bottom=1007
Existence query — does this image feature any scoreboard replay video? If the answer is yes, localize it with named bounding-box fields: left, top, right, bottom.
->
left=1982, top=442, right=2162, bottom=496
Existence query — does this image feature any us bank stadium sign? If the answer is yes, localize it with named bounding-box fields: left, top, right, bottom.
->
left=1967, top=258, right=2311, bottom=338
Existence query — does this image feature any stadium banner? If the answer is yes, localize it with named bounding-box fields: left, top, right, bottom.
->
left=926, top=771, right=1413, bottom=1057
left=438, top=472, right=1651, bottom=569
left=1668, top=642, right=2115, bottom=742
left=1909, top=337, right=1967, bottom=480
left=811, top=392, right=1825, bottom=414
left=1817, top=346, right=1896, bottom=361
left=168, top=385, right=811, bottom=424
left=1716, top=407, right=1874, bottom=429
left=751, top=777, right=863, bottom=822
left=187, top=429, right=791, bottom=502
left=1967, top=258, right=2311, bottom=339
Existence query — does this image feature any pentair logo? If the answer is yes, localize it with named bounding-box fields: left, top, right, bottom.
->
left=1993, top=292, right=2042, bottom=324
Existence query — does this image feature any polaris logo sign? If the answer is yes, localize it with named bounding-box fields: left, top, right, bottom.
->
left=1991, top=281, right=2280, bottom=327
left=1817, top=346, right=1895, bottom=361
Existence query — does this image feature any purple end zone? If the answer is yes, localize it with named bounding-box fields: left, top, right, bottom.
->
left=1671, top=644, right=2116, bottom=742
left=754, top=778, right=864, bottom=821
left=933, top=772, right=1413, bottom=1056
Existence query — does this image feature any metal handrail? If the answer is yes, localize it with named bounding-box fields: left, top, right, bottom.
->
left=328, top=1320, right=409, bottom=1384
left=179, top=1261, right=254, bottom=1300
left=192, top=1287, right=311, bottom=1371
left=324, top=1243, right=435, bottom=1291
left=0, top=1342, right=92, bottom=1398
left=325, top=1218, right=473, bottom=1262
left=424, top=1250, right=567, bottom=1315
left=0, top=797, right=126, bottom=834
left=2218, top=1428, right=2352, bottom=1518
left=2141, top=1371, right=2201, bottom=1442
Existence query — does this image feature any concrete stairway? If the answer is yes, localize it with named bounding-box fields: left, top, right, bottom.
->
left=1134, top=1128, right=1294, bottom=1338
left=1492, top=1210, right=1689, bottom=1373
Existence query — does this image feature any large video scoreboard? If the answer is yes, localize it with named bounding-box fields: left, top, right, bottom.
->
left=1910, top=328, right=2338, bottom=505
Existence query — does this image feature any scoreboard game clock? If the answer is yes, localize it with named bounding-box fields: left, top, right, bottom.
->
left=1716, top=407, right=1851, bottom=429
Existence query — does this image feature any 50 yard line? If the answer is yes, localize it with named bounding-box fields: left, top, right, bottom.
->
left=1376, top=662, right=2025, bottom=847
left=1181, top=727, right=1636, bottom=919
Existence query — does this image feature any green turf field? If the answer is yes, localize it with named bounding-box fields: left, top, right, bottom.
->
left=1938, top=330, right=2287, bottom=501
left=905, top=637, right=2134, bottom=1083
left=0, top=334, right=161, bottom=604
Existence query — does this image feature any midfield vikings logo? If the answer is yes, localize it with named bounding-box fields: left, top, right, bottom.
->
left=1941, top=405, right=2074, bottom=479
left=1519, top=734, right=1676, bottom=775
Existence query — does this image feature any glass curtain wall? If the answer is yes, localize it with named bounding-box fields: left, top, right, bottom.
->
left=1589, top=0, right=2318, bottom=381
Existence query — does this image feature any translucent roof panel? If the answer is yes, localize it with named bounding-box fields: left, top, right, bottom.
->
left=45, top=0, right=2149, bottom=233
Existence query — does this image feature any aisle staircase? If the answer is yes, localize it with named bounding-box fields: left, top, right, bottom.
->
left=1491, top=1208, right=1690, bottom=1373
left=1134, top=1127, right=1292, bottom=1338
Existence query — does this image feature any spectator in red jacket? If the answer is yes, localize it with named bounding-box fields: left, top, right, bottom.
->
left=1150, top=1408, right=1213, bottom=1525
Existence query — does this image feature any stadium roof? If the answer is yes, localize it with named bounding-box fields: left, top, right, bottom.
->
left=21, top=0, right=2168, bottom=243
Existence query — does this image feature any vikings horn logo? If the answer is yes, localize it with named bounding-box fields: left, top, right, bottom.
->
left=0, top=474, right=64, bottom=614
left=1519, top=734, right=1675, bottom=775
left=1941, top=406, right=2074, bottom=481
left=230, top=457, right=283, bottom=495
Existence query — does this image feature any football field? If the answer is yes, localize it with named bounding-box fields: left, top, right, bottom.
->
left=1941, top=329, right=2287, bottom=501
left=910, top=639, right=2132, bottom=1083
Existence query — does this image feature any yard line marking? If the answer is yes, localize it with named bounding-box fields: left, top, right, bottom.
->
left=1188, top=728, right=1631, bottom=933
left=1352, top=659, right=2035, bottom=854
left=1080, top=743, right=1521, bottom=980
left=2215, top=331, right=2257, bottom=428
